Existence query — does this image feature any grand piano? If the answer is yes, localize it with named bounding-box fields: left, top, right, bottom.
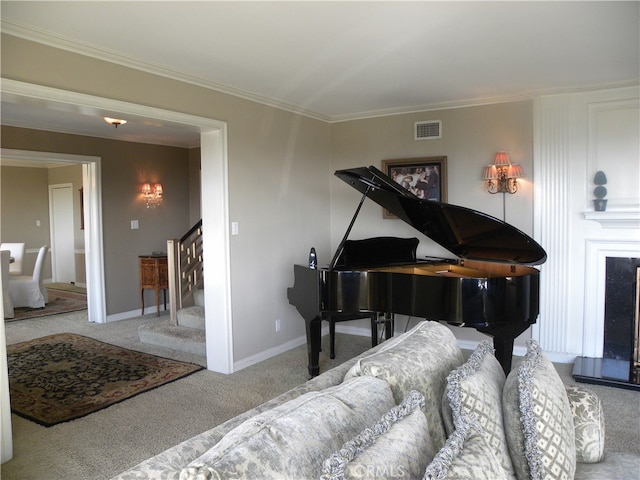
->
left=288, top=165, right=547, bottom=377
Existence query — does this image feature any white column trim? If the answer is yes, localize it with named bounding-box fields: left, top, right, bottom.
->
left=532, top=95, right=572, bottom=353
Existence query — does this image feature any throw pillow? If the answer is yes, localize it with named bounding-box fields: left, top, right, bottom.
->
left=423, top=415, right=510, bottom=480
left=442, top=340, right=514, bottom=475
left=321, top=390, right=434, bottom=480
left=179, top=375, right=395, bottom=480
left=503, top=339, right=576, bottom=480
left=565, top=385, right=605, bottom=463
left=344, top=321, right=464, bottom=451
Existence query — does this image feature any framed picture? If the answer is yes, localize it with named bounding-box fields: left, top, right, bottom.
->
left=381, top=156, right=447, bottom=218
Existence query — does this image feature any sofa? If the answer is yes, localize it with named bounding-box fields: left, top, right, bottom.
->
left=111, top=321, right=639, bottom=480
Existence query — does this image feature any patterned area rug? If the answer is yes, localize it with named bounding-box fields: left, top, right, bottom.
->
left=7, top=333, right=204, bottom=427
left=7, top=288, right=87, bottom=321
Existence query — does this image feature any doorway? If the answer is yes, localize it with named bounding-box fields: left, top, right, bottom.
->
left=0, top=148, right=105, bottom=324
left=2, top=79, right=232, bottom=373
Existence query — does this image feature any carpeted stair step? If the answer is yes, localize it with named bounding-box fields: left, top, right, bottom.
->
left=138, top=323, right=206, bottom=357
left=177, top=305, right=205, bottom=330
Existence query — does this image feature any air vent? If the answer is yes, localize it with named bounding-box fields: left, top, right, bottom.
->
left=415, top=120, right=441, bottom=140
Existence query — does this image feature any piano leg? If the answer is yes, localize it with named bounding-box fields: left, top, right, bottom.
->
left=492, top=336, right=515, bottom=375
left=477, top=323, right=531, bottom=375
left=330, top=319, right=336, bottom=359
left=305, top=316, right=323, bottom=377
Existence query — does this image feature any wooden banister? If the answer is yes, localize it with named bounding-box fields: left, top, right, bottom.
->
left=167, top=220, right=203, bottom=325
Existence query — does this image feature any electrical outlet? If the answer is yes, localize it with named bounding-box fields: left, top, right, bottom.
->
left=275, top=319, right=281, bottom=333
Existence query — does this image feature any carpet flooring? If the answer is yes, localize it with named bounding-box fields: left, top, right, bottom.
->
left=7, top=332, right=204, bottom=427
left=7, top=288, right=87, bottom=321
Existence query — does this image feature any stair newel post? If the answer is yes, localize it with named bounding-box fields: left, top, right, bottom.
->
left=167, top=239, right=179, bottom=325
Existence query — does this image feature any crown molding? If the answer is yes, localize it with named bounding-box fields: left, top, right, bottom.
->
left=1, top=19, right=332, bottom=123
left=3, top=19, right=639, bottom=124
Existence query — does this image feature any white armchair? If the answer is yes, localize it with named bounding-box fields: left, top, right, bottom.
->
left=8, top=245, right=49, bottom=309
left=0, top=242, right=26, bottom=275
left=1, top=250, right=14, bottom=318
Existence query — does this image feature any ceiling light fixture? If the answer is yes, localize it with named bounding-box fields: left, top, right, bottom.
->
left=104, top=117, right=127, bottom=128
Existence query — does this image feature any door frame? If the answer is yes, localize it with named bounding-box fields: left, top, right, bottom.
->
left=1, top=148, right=106, bottom=324
left=1, top=79, right=233, bottom=374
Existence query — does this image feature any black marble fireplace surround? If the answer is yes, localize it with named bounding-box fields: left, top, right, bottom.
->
left=573, top=257, right=640, bottom=391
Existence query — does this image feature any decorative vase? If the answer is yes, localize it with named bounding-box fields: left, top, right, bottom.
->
left=308, top=247, right=317, bottom=269
left=592, top=171, right=607, bottom=212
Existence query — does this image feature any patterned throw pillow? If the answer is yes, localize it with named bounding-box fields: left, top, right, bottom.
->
left=345, top=321, right=464, bottom=451
left=503, top=340, right=576, bottom=480
left=179, top=376, right=395, bottom=480
left=423, top=415, right=510, bottom=480
left=565, top=385, right=605, bottom=463
left=321, top=390, right=434, bottom=480
left=442, top=340, right=514, bottom=476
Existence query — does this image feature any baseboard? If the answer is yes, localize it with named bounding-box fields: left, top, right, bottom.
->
left=106, top=305, right=171, bottom=323
left=43, top=279, right=87, bottom=288
left=233, top=325, right=334, bottom=372
left=233, top=334, right=308, bottom=372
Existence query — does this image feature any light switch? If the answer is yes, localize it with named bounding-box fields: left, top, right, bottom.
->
left=231, top=222, right=239, bottom=235
left=131, top=220, right=139, bottom=230
left=36, top=220, right=41, bottom=227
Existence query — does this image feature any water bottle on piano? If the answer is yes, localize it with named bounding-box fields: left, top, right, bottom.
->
left=308, top=247, right=317, bottom=269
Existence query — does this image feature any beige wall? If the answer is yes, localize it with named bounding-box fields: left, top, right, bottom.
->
left=188, top=148, right=201, bottom=226
left=330, top=101, right=535, bottom=346
left=1, top=126, right=192, bottom=314
left=0, top=32, right=537, bottom=361
left=1, top=34, right=332, bottom=362
left=0, top=165, right=52, bottom=279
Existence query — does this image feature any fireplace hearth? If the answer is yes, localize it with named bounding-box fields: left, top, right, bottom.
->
left=573, top=257, right=640, bottom=391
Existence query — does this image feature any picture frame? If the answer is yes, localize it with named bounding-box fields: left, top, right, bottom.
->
left=381, top=156, right=447, bottom=218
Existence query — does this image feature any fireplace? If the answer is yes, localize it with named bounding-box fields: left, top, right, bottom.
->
left=573, top=256, right=640, bottom=390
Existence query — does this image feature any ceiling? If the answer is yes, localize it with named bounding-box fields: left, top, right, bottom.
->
left=1, top=1, right=638, bottom=148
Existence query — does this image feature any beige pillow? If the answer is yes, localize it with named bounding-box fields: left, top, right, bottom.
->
left=321, top=390, right=434, bottom=480
left=179, top=376, right=395, bottom=480
left=443, top=340, right=514, bottom=476
left=565, top=385, right=605, bottom=463
left=503, top=340, right=576, bottom=480
left=345, top=321, right=464, bottom=451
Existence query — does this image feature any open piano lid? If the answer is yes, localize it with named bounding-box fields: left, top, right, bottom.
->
left=335, top=166, right=547, bottom=266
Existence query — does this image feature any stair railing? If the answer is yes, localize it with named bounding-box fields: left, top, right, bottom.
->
left=167, top=220, right=203, bottom=325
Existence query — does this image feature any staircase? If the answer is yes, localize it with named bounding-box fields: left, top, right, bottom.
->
left=138, top=221, right=206, bottom=357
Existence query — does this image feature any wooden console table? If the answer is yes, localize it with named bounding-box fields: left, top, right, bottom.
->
left=139, top=254, right=168, bottom=316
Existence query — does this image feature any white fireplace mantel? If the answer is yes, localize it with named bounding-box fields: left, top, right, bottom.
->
left=583, top=208, right=640, bottom=229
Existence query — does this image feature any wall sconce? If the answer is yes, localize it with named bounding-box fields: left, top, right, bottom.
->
left=142, top=183, right=163, bottom=208
left=482, top=151, right=524, bottom=220
left=483, top=151, right=524, bottom=194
